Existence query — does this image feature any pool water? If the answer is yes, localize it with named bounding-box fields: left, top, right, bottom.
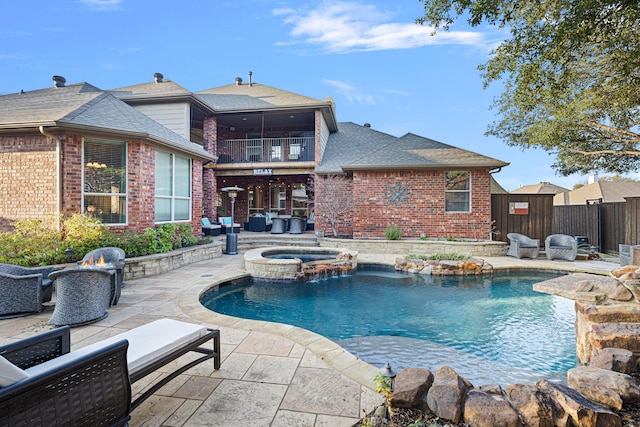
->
left=200, top=269, right=577, bottom=385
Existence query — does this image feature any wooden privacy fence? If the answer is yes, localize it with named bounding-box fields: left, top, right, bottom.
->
left=491, top=195, right=640, bottom=253
left=490, top=194, right=554, bottom=246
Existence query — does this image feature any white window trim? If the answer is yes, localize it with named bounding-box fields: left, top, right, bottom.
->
left=155, top=150, right=192, bottom=223
left=445, top=170, right=472, bottom=213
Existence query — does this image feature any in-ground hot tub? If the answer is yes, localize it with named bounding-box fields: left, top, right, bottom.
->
left=244, top=246, right=358, bottom=280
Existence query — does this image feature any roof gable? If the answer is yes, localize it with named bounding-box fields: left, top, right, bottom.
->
left=318, top=122, right=508, bottom=173
left=0, top=82, right=213, bottom=160
left=196, top=83, right=328, bottom=110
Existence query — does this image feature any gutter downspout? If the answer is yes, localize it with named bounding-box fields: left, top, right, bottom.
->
left=39, top=126, right=63, bottom=229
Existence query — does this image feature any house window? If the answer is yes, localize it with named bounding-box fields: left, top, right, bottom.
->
left=83, top=138, right=127, bottom=224
left=292, top=183, right=308, bottom=217
left=445, top=171, right=471, bottom=212
left=155, top=150, right=191, bottom=222
left=270, top=184, right=286, bottom=214
left=248, top=185, right=264, bottom=215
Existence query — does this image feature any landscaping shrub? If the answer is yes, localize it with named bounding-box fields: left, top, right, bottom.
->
left=0, top=215, right=204, bottom=266
left=385, top=225, right=403, bottom=240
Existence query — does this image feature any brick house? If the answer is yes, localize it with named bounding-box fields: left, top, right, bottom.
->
left=0, top=73, right=508, bottom=239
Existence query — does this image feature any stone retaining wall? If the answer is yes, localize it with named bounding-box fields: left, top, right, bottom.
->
left=319, top=237, right=507, bottom=257
left=123, top=242, right=223, bottom=280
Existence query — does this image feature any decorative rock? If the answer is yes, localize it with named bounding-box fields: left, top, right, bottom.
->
left=567, top=366, right=640, bottom=410
left=623, top=279, right=640, bottom=302
left=426, top=366, right=470, bottom=423
left=505, top=383, right=559, bottom=427
left=463, top=389, right=521, bottom=427
left=590, top=348, right=637, bottom=374
left=477, top=383, right=503, bottom=395
left=391, top=367, right=433, bottom=411
left=534, top=273, right=632, bottom=303
left=537, top=380, right=621, bottom=427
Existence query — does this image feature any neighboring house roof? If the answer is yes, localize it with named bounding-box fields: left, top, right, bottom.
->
left=553, top=181, right=640, bottom=205
left=511, top=182, right=570, bottom=194
left=491, top=176, right=509, bottom=194
left=317, top=122, right=509, bottom=173
left=196, top=82, right=338, bottom=131
left=0, top=82, right=214, bottom=161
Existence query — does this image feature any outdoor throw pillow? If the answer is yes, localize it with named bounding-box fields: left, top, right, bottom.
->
left=202, top=218, right=212, bottom=226
left=220, top=217, right=232, bottom=225
left=0, top=355, right=30, bottom=387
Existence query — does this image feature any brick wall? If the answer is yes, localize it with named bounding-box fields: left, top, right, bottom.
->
left=1, top=132, right=206, bottom=236
left=0, top=133, right=59, bottom=230
left=314, top=169, right=492, bottom=239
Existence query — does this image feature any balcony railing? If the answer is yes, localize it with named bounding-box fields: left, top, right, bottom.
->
left=217, top=137, right=314, bottom=164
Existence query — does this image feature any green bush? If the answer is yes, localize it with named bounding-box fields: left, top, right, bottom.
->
left=0, top=215, right=205, bottom=266
left=385, top=225, right=403, bottom=240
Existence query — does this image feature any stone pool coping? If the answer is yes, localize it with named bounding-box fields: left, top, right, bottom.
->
left=178, top=254, right=618, bottom=391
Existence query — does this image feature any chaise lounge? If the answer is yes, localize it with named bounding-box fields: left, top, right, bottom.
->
left=506, top=233, right=540, bottom=259
left=0, top=318, right=220, bottom=426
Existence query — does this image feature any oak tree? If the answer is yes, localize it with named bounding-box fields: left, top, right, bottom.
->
left=418, top=0, right=640, bottom=175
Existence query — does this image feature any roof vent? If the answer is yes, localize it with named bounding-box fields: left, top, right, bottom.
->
left=52, top=75, right=66, bottom=88
left=154, top=72, right=164, bottom=83
left=248, top=71, right=253, bottom=87
left=235, top=77, right=243, bottom=85
left=364, top=123, right=371, bottom=128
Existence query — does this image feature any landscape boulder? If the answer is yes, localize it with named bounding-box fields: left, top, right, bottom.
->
left=505, top=383, right=562, bottom=427
left=426, top=366, right=470, bottom=423
left=567, top=366, right=640, bottom=410
left=391, top=367, right=433, bottom=411
left=463, top=389, right=521, bottom=427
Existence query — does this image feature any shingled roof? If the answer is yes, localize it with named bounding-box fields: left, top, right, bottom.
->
left=196, top=82, right=338, bottom=131
left=511, top=182, right=570, bottom=194
left=317, top=122, right=509, bottom=173
left=554, top=181, right=640, bottom=205
left=0, top=82, right=214, bottom=161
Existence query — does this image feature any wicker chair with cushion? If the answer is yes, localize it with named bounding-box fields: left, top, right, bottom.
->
left=545, top=234, right=578, bottom=261
left=270, top=217, right=286, bottom=234
left=506, top=233, right=540, bottom=259
left=79, top=247, right=126, bottom=305
left=201, top=217, right=222, bottom=236
left=289, top=217, right=306, bottom=234
left=0, top=264, right=54, bottom=319
left=218, top=217, right=240, bottom=234
left=0, top=318, right=220, bottom=425
left=47, top=268, right=113, bottom=327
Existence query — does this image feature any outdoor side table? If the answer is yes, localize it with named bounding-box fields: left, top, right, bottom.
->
left=48, top=268, right=113, bottom=327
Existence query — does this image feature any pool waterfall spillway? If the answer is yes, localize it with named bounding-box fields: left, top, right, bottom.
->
left=244, top=247, right=358, bottom=280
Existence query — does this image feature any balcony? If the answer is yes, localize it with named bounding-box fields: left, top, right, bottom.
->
left=217, top=137, right=314, bottom=164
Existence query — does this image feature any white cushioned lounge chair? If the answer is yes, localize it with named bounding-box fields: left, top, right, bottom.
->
left=0, top=319, right=220, bottom=425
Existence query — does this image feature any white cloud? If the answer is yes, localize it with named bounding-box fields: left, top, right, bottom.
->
left=277, top=1, right=493, bottom=53
left=79, top=0, right=123, bottom=11
left=322, top=79, right=375, bottom=104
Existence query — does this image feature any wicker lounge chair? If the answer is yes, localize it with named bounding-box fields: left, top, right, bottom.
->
left=201, top=217, right=222, bottom=236
left=47, top=268, right=113, bottom=327
left=545, top=234, right=578, bottom=261
left=0, top=264, right=54, bottom=318
left=0, top=319, right=220, bottom=425
left=506, top=233, right=540, bottom=259
left=79, top=247, right=126, bottom=305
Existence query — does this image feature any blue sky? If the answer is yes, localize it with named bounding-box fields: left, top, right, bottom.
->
left=1, top=0, right=610, bottom=191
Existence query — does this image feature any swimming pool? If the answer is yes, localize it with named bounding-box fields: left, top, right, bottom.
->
left=200, top=268, right=576, bottom=385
